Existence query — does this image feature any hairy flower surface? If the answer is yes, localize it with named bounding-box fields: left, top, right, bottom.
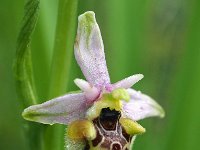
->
left=22, top=11, right=165, bottom=150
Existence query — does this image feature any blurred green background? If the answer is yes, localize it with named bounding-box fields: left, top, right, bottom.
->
left=0, top=0, right=200, bottom=150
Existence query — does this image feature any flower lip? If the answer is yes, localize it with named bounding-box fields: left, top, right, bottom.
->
left=100, top=107, right=121, bottom=122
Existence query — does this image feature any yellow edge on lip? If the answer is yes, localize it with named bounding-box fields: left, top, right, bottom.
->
left=119, top=118, right=146, bottom=135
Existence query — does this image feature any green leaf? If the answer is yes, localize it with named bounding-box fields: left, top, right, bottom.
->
left=14, top=0, right=40, bottom=107
left=44, top=0, right=79, bottom=150
left=48, top=0, right=79, bottom=98
left=14, top=1, right=45, bottom=150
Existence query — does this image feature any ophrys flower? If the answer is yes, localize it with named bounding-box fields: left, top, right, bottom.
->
left=22, top=11, right=165, bottom=150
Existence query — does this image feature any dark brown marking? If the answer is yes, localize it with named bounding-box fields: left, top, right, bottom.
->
left=92, top=125, right=103, bottom=147
left=99, top=108, right=121, bottom=130
left=84, top=142, right=90, bottom=150
left=112, top=143, right=122, bottom=150
left=122, top=126, right=131, bottom=142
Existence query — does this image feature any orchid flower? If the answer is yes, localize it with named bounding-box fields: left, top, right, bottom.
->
left=22, top=11, right=165, bottom=150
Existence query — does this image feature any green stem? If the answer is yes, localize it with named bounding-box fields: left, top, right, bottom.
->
left=14, top=0, right=45, bottom=150
left=14, top=0, right=40, bottom=107
left=44, top=0, right=78, bottom=150
left=49, top=0, right=78, bottom=97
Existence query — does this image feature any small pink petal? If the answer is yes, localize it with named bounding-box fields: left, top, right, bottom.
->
left=74, top=78, right=92, bottom=91
left=22, top=93, right=88, bottom=125
left=112, top=74, right=144, bottom=89
left=74, top=78, right=100, bottom=102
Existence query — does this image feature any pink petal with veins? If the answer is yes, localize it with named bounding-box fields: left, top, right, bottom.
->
left=122, top=88, right=165, bottom=121
left=74, top=11, right=110, bottom=88
left=22, top=93, right=88, bottom=125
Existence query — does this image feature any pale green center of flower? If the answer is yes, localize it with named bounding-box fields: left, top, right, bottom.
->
left=112, top=88, right=130, bottom=102
left=86, top=88, right=130, bottom=120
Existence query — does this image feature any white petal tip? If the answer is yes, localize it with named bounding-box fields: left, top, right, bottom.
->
left=150, top=98, right=165, bottom=118
left=22, top=106, right=47, bottom=124
left=74, top=78, right=99, bottom=101
left=78, top=11, right=95, bottom=21
left=132, top=74, right=144, bottom=82
left=137, top=74, right=144, bottom=79
left=78, top=11, right=96, bottom=31
left=128, top=74, right=144, bottom=86
left=113, top=74, right=144, bottom=89
left=74, top=78, right=91, bottom=92
left=158, top=107, right=165, bottom=118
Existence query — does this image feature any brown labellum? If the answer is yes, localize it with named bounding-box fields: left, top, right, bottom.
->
left=85, top=108, right=132, bottom=150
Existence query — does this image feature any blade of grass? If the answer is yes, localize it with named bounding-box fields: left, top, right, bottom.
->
left=164, top=0, right=200, bottom=149
left=14, top=0, right=45, bottom=150
left=44, top=0, right=78, bottom=150
left=31, top=0, right=58, bottom=102
left=14, top=0, right=40, bottom=107
left=48, top=0, right=78, bottom=97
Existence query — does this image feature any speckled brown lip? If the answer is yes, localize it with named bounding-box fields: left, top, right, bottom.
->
left=84, top=108, right=132, bottom=150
